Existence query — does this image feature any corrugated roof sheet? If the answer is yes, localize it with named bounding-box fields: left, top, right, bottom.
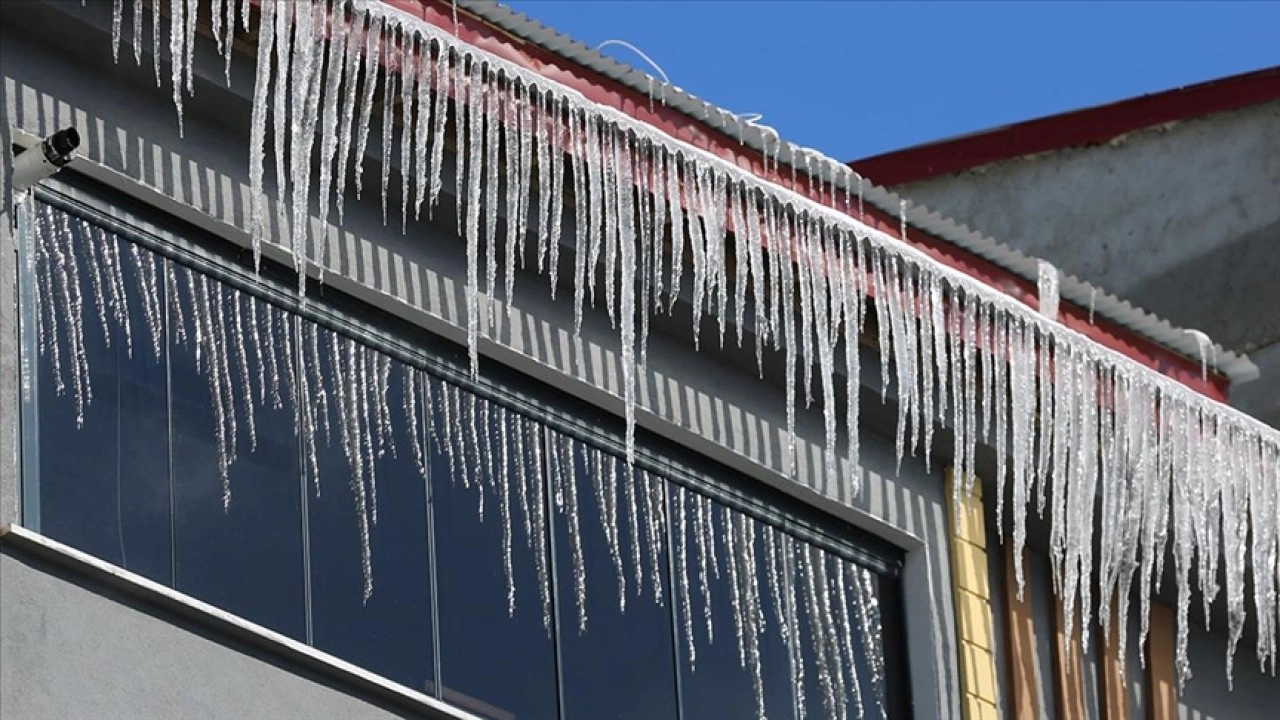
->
left=456, top=0, right=1258, bottom=384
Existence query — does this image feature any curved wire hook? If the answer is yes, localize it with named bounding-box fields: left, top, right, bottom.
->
left=596, top=39, right=672, bottom=86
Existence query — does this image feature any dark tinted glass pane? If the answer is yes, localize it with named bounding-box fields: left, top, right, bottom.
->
left=431, top=382, right=558, bottom=720
left=170, top=269, right=305, bottom=640
left=307, top=324, right=434, bottom=692
left=673, top=488, right=795, bottom=720
left=552, top=435, right=678, bottom=720
left=33, top=205, right=172, bottom=585
left=795, top=543, right=888, bottom=720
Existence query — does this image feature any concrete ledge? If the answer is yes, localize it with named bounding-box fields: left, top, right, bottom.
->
left=0, top=524, right=481, bottom=720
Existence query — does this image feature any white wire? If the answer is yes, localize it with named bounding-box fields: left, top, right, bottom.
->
left=596, top=39, right=671, bottom=86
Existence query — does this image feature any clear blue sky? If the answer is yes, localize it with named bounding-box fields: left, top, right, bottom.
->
left=503, top=1, right=1280, bottom=161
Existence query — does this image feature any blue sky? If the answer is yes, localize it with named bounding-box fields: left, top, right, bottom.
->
left=503, top=1, right=1280, bottom=161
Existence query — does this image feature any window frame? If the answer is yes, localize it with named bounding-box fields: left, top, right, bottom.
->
left=16, top=174, right=910, bottom=718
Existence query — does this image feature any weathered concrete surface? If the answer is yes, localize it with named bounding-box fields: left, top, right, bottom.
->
left=893, top=101, right=1280, bottom=428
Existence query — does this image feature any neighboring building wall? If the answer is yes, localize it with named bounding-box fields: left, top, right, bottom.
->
left=885, top=100, right=1280, bottom=429
left=1, top=2, right=959, bottom=718
left=890, top=102, right=1280, bottom=348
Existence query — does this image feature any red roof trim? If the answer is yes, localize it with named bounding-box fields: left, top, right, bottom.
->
left=372, top=1, right=1229, bottom=401
left=850, top=66, right=1280, bottom=187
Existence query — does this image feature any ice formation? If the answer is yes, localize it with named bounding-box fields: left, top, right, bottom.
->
left=18, top=0, right=1280, bottom=707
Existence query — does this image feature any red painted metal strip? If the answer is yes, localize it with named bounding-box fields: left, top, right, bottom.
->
left=850, top=66, right=1280, bottom=187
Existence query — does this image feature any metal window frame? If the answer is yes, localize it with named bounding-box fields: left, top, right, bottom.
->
left=26, top=178, right=903, bottom=578
left=18, top=176, right=909, bottom=719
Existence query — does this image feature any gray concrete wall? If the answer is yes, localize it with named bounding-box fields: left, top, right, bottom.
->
left=0, top=2, right=959, bottom=718
left=0, top=542, right=446, bottom=720
left=895, top=102, right=1280, bottom=352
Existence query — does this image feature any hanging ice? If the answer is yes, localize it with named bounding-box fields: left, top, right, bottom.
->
left=63, top=0, right=1278, bottom=694
left=1037, top=259, right=1060, bottom=322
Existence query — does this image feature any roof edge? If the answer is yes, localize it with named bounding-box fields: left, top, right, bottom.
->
left=441, top=0, right=1249, bottom=394
left=849, top=66, right=1280, bottom=186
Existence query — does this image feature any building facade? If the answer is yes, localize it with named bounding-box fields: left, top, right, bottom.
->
left=0, top=2, right=1275, bottom=720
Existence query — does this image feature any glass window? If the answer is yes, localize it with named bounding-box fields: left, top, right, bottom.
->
left=672, top=486, right=796, bottom=720
left=794, top=542, right=888, bottom=720
left=306, top=323, right=435, bottom=692
left=168, top=266, right=307, bottom=641
left=430, top=381, right=559, bottom=719
left=32, top=204, right=172, bottom=586
left=22, top=197, right=904, bottom=720
left=551, top=434, right=679, bottom=720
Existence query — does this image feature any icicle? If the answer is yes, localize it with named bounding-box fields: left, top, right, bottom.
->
left=211, top=0, right=226, bottom=68
left=570, top=108, right=590, bottom=334
left=502, top=77, right=522, bottom=315
left=247, top=0, right=275, bottom=271
left=483, top=66, right=502, bottom=328
left=800, top=545, right=837, bottom=719
left=404, top=366, right=425, bottom=476
left=151, top=0, right=161, bottom=86
left=33, top=208, right=65, bottom=397
left=399, top=30, right=417, bottom=234
left=428, top=42, right=451, bottom=216
left=351, top=14, right=384, bottom=202
left=316, top=3, right=351, bottom=262
left=338, top=338, right=374, bottom=601
left=525, top=421, right=553, bottom=633
left=1185, top=329, right=1217, bottom=384
left=854, top=564, right=887, bottom=715
left=412, top=32, right=433, bottom=223
left=168, top=0, right=186, bottom=137
left=464, top=60, right=484, bottom=376
left=559, top=436, right=588, bottom=633
left=515, top=80, right=534, bottom=271
left=308, top=323, right=331, bottom=445
left=498, top=407, right=516, bottom=616
left=230, top=291, right=257, bottom=451
left=221, top=0, right=237, bottom=83
left=464, top=392, right=482, bottom=507
left=779, top=211, right=799, bottom=474
left=642, top=471, right=666, bottom=604
left=436, top=381, right=461, bottom=483
left=183, top=0, right=197, bottom=94
left=112, top=0, right=124, bottom=63
left=593, top=450, right=626, bottom=612
left=618, top=134, right=639, bottom=463
left=666, top=153, right=686, bottom=314
left=335, top=12, right=371, bottom=222
left=83, top=229, right=113, bottom=351
left=674, top=487, right=696, bottom=667
left=624, top=464, right=644, bottom=598
left=534, top=87, right=552, bottom=273
left=132, top=0, right=142, bottom=67
left=290, top=0, right=325, bottom=293
left=833, top=557, right=865, bottom=719
left=48, top=211, right=89, bottom=425
left=547, top=95, right=567, bottom=295
left=722, top=510, right=746, bottom=668
left=782, top=536, right=807, bottom=720
left=378, top=23, right=399, bottom=226
left=1037, top=260, right=1060, bottom=322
